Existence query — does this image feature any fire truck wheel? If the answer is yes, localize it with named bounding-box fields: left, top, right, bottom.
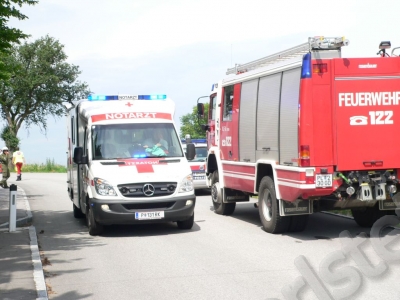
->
left=211, top=170, right=236, bottom=215
left=351, top=205, right=388, bottom=228
left=73, top=203, right=84, bottom=219
left=177, top=213, right=194, bottom=229
left=258, top=176, right=290, bottom=234
left=288, top=215, right=309, bottom=232
left=87, top=206, right=104, bottom=236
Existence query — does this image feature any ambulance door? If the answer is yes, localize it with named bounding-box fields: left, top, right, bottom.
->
left=219, top=84, right=240, bottom=161
left=75, top=116, right=87, bottom=209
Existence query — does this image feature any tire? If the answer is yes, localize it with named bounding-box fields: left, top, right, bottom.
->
left=211, top=170, right=236, bottom=215
left=288, top=215, right=309, bottom=232
left=258, top=176, right=290, bottom=234
left=177, top=213, right=194, bottom=229
left=73, top=203, right=85, bottom=219
left=351, top=205, right=388, bottom=228
left=87, top=206, right=104, bottom=236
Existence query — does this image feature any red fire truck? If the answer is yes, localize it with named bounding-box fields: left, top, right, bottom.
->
left=198, top=36, right=400, bottom=234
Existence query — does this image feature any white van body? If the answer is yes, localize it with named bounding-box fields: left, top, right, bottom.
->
left=181, top=139, right=208, bottom=190
left=67, top=95, right=196, bottom=235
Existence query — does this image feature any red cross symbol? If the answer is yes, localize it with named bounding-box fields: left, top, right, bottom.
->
left=125, top=102, right=133, bottom=107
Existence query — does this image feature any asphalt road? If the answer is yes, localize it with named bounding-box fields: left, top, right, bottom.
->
left=16, top=173, right=400, bottom=300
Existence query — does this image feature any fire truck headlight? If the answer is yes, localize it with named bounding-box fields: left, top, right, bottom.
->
left=94, top=178, right=117, bottom=196
left=388, top=185, right=397, bottom=194
left=179, top=174, right=194, bottom=193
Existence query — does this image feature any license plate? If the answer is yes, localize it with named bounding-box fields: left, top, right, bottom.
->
left=315, top=174, right=332, bottom=188
left=193, top=172, right=205, bottom=180
left=135, top=211, right=164, bottom=220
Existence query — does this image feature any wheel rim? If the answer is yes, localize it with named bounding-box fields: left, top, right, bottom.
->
left=211, top=184, right=220, bottom=204
left=261, top=189, right=272, bottom=222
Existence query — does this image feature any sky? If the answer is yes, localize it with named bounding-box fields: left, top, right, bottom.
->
left=6, top=0, right=400, bottom=165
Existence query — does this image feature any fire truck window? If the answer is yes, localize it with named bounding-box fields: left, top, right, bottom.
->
left=223, top=85, right=234, bottom=121
left=210, top=96, right=216, bottom=120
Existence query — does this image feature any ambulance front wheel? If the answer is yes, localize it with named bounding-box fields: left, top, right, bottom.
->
left=211, top=170, right=236, bottom=215
left=258, top=176, right=290, bottom=234
left=87, top=206, right=104, bottom=236
left=177, top=213, right=194, bottom=229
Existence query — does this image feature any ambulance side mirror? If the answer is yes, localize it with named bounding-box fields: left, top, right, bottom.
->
left=186, top=143, right=195, bottom=161
left=73, top=147, right=88, bottom=164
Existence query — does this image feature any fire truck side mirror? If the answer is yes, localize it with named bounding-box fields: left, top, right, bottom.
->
left=201, top=124, right=210, bottom=131
left=186, top=143, right=195, bottom=161
left=73, top=147, right=88, bottom=165
left=197, top=103, right=204, bottom=117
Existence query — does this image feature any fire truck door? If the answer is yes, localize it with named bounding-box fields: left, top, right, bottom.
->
left=219, top=84, right=240, bottom=161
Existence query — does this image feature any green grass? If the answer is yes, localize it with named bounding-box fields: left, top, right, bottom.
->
left=11, top=158, right=67, bottom=173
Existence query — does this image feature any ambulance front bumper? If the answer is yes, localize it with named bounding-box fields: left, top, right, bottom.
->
left=89, top=194, right=196, bottom=225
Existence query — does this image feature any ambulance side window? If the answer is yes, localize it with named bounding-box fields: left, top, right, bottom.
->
left=83, top=127, right=87, bottom=156
left=223, top=85, right=234, bottom=121
left=71, top=116, right=75, bottom=144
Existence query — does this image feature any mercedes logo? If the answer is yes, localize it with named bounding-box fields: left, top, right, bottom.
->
left=143, top=183, right=155, bottom=196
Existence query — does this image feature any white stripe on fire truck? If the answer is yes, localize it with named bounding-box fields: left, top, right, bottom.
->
left=335, top=75, right=400, bottom=81
left=278, top=180, right=315, bottom=189
left=223, top=171, right=255, bottom=180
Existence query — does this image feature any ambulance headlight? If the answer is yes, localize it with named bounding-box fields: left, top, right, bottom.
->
left=179, top=174, right=194, bottom=193
left=94, top=178, right=117, bottom=196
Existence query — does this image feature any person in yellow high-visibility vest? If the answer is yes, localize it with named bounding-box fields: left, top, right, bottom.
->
left=12, top=147, right=25, bottom=181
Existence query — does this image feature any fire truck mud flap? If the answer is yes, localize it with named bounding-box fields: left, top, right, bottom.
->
left=279, top=199, right=313, bottom=216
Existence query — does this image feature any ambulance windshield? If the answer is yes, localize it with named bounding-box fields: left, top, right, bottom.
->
left=91, top=123, right=183, bottom=160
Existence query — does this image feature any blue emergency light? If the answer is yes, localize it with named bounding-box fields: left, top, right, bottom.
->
left=138, top=95, right=167, bottom=100
left=88, top=95, right=119, bottom=101
left=133, top=154, right=147, bottom=158
left=87, top=94, right=167, bottom=101
left=301, top=53, right=312, bottom=79
left=181, top=138, right=207, bottom=143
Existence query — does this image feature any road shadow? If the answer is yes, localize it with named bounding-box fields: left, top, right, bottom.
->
left=210, top=201, right=400, bottom=241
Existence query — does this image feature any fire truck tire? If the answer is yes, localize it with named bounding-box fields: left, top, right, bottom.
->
left=211, top=170, right=236, bottom=215
left=73, top=203, right=84, bottom=219
left=177, top=213, right=194, bottom=229
left=87, top=207, right=104, bottom=236
left=258, top=176, right=290, bottom=234
left=351, top=205, right=388, bottom=228
left=288, top=215, right=309, bottom=232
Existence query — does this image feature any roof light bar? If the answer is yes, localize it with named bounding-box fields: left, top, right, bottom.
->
left=87, top=94, right=167, bottom=101
left=138, top=95, right=167, bottom=100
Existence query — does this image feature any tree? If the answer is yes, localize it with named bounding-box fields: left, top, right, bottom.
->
left=180, top=103, right=209, bottom=139
left=0, top=0, right=38, bottom=80
left=0, top=35, right=91, bottom=150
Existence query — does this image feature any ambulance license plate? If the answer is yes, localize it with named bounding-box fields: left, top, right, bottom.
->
left=315, top=174, right=332, bottom=188
left=135, top=211, right=164, bottom=220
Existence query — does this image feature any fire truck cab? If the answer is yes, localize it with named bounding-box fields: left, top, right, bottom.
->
left=199, top=37, right=400, bottom=234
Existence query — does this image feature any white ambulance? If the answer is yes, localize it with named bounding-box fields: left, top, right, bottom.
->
left=181, top=137, right=208, bottom=190
left=67, top=94, right=196, bottom=235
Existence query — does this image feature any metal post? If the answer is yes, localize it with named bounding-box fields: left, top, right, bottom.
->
left=9, top=184, right=17, bottom=232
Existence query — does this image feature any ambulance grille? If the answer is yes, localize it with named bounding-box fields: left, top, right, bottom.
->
left=122, top=202, right=175, bottom=210
left=117, top=182, right=177, bottom=198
